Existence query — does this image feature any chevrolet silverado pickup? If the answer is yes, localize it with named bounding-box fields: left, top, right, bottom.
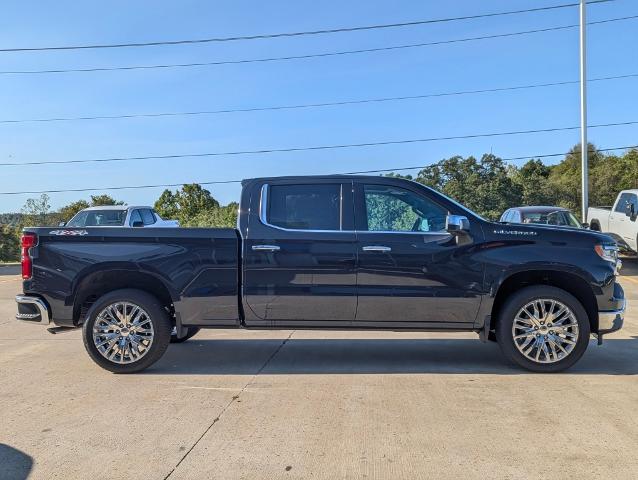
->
left=16, top=175, right=625, bottom=373
left=589, top=189, right=638, bottom=252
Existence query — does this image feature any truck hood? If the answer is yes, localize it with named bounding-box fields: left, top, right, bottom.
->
left=486, top=221, right=616, bottom=245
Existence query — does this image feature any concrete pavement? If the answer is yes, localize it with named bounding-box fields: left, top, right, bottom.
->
left=1, top=262, right=637, bottom=479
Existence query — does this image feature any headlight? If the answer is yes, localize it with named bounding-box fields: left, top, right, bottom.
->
left=595, top=243, right=619, bottom=263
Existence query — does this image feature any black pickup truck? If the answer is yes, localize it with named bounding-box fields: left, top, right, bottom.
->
left=16, top=175, right=625, bottom=373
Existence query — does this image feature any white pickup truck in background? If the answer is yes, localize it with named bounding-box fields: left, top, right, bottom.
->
left=588, top=190, right=638, bottom=252
left=62, top=205, right=179, bottom=228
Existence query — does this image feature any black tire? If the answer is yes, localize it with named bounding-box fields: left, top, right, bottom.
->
left=82, top=289, right=172, bottom=373
left=496, top=286, right=590, bottom=373
left=170, top=326, right=200, bottom=343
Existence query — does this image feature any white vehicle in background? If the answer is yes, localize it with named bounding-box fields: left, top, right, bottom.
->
left=588, top=190, right=638, bottom=252
left=62, top=206, right=179, bottom=228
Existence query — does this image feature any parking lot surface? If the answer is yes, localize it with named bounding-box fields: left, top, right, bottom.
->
left=1, top=262, right=638, bottom=480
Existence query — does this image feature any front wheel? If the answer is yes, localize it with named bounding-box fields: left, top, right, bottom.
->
left=496, top=286, right=590, bottom=373
left=82, top=289, right=172, bottom=373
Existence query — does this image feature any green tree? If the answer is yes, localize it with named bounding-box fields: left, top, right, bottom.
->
left=90, top=194, right=124, bottom=206
left=154, top=184, right=228, bottom=226
left=182, top=202, right=239, bottom=228
left=21, top=194, right=52, bottom=226
left=0, top=224, right=20, bottom=262
left=511, top=159, right=555, bottom=206
left=58, top=200, right=90, bottom=222
left=415, top=154, right=520, bottom=220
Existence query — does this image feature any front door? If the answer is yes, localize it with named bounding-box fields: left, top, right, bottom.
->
left=243, top=180, right=357, bottom=327
left=354, top=182, right=483, bottom=327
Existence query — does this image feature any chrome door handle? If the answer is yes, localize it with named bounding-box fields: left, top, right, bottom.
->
left=362, top=245, right=391, bottom=252
left=252, top=245, right=281, bottom=252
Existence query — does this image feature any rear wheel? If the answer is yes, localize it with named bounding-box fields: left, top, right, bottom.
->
left=170, top=326, right=200, bottom=343
left=496, top=286, right=590, bottom=372
left=82, top=289, right=171, bottom=373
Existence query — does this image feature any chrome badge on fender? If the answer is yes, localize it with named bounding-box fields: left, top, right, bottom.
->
left=493, top=229, right=538, bottom=236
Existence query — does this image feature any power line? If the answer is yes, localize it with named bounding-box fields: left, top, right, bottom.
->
left=1, top=120, right=637, bottom=168
left=1, top=144, right=635, bottom=196
left=1, top=73, right=636, bottom=125
left=0, top=1, right=616, bottom=53
left=3, top=15, right=635, bottom=76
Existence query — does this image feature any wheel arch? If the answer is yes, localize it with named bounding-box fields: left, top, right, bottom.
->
left=490, top=269, right=598, bottom=332
left=72, top=268, right=175, bottom=326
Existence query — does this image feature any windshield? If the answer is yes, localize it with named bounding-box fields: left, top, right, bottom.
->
left=67, top=209, right=126, bottom=227
left=522, top=210, right=582, bottom=228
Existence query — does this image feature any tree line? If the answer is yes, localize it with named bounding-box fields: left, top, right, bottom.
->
left=1, top=142, right=636, bottom=262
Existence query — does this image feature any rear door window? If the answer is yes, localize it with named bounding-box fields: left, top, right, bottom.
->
left=267, top=184, right=341, bottom=230
left=129, top=209, right=143, bottom=226
left=140, top=209, right=156, bottom=225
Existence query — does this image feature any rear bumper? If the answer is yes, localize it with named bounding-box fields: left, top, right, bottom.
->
left=15, top=295, right=50, bottom=325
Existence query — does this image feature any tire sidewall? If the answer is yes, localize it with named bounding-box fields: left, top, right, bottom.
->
left=496, top=286, right=591, bottom=373
left=82, top=289, right=172, bottom=373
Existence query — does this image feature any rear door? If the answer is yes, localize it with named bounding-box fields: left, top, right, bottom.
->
left=353, top=181, right=483, bottom=327
left=243, top=180, right=357, bottom=327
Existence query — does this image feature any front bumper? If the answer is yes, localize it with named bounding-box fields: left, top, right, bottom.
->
left=15, top=295, right=50, bottom=325
left=598, top=298, right=625, bottom=335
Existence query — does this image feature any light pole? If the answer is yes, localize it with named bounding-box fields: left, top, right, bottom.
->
left=580, top=0, right=588, bottom=221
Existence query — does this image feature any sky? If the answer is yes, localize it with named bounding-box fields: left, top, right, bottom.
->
left=0, top=0, right=636, bottom=212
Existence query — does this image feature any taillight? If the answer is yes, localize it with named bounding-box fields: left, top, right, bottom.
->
left=21, top=232, right=37, bottom=280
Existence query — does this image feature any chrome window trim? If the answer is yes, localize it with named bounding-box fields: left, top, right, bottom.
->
left=258, top=183, right=451, bottom=236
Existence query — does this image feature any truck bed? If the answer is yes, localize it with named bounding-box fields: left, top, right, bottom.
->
left=22, top=227, right=240, bottom=328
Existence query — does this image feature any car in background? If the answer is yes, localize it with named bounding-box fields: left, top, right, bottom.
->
left=588, top=190, right=638, bottom=252
left=500, top=206, right=586, bottom=229
left=62, top=206, right=179, bottom=228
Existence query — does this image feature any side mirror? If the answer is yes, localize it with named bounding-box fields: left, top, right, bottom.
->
left=131, top=221, right=144, bottom=228
left=446, top=214, right=470, bottom=234
left=581, top=222, right=590, bottom=229
left=625, top=203, right=635, bottom=217
left=58, top=221, right=66, bottom=227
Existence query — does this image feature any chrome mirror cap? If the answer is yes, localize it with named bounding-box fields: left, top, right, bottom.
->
left=446, top=214, right=470, bottom=233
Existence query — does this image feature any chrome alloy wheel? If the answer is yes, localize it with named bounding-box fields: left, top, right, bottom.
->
left=512, top=298, right=579, bottom=364
left=92, top=302, right=154, bottom=364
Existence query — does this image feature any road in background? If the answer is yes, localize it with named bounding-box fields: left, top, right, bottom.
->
left=1, top=262, right=637, bottom=479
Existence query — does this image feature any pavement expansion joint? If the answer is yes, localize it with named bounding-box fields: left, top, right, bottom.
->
left=162, top=330, right=295, bottom=479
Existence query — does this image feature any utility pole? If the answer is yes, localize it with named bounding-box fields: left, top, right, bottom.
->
left=580, top=0, right=588, bottom=221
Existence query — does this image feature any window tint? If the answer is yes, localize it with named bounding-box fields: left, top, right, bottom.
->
left=267, top=184, right=341, bottom=230
left=500, top=210, right=510, bottom=222
left=67, top=210, right=126, bottom=227
left=615, top=193, right=635, bottom=213
left=129, top=209, right=143, bottom=226
left=140, top=209, right=156, bottom=225
left=363, top=184, right=447, bottom=232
